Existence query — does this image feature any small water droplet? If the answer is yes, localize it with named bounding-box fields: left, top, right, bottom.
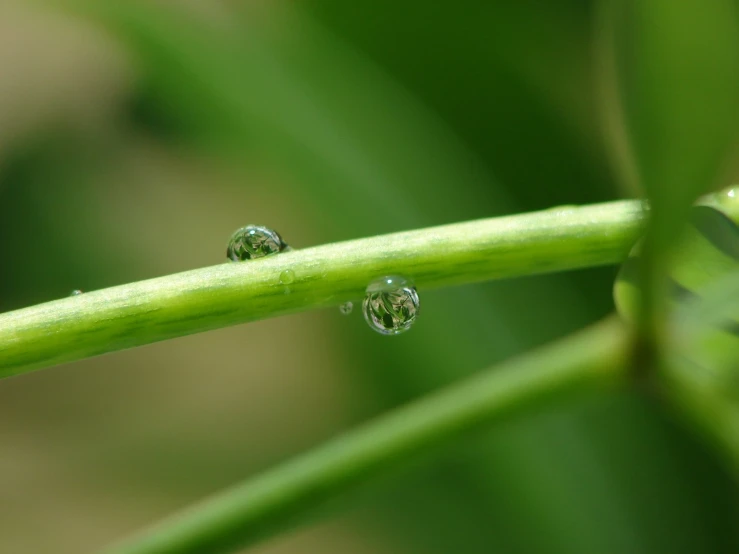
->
left=279, top=269, right=295, bottom=285
left=362, top=276, right=419, bottom=335
left=227, top=225, right=288, bottom=261
left=70, top=289, right=83, bottom=296
left=339, top=301, right=353, bottom=315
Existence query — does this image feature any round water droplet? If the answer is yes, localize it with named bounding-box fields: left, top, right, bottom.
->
left=70, top=289, right=83, bottom=296
left=339, top=301, right=353, bottom=315
left=279, top=269, right=295, bottom=285
left=362, top=276, right=419, bottom=335
left=227, top=225, right=288, bottom=261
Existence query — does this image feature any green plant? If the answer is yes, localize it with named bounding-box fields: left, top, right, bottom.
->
left=0, top=199, right=646, bottom=377
left=2, top=1, right=739, bottom=554
left=1, top=189, right=737, bottom=553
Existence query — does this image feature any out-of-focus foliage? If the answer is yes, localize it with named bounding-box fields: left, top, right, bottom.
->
left=602, top=0, right=739, bottom=339
left=0, top=1, right=737, bottom=553
left=615, top=192, right=739, bottom=466
left=615, top=202, right=739, bottom=325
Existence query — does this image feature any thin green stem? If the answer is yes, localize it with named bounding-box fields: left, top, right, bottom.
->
left=102, top=316, right=629, bottom=554
left=0, top=200, right=646, bottom=378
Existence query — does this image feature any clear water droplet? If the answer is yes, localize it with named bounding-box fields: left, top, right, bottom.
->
left=362, top=276, right=419, bottom=335
left=227, top=225, right=288, bottom=261
left=70, top=289, right=83, bottom=296
left=339, top=301, right=353, bottom=315
left=279, top=269, right=295, bottom=285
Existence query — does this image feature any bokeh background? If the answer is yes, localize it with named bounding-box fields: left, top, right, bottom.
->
left=1, top=1, right=738, bottom=553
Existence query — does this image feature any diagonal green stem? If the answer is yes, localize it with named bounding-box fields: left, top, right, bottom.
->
left=101, top=316, right=629, bottom=554
left=0, top=200, right=645, bottom=378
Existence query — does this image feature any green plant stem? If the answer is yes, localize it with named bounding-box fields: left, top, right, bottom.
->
left=102, top=316, right=628, bottom=554
left=0, top=200, right=645, bottom=378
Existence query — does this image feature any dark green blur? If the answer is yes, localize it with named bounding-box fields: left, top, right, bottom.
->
left=0, top=1, right=737, bottom=553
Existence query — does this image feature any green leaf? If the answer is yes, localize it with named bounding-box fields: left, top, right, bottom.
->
left=604, top=0, right=739, bottom=341
left=669, top=190, right=739, bottom=383
left=615, top=197, right=739, bottom=327
left=611, top=0, right=739, bottom=208
left=615, top=191, right=739, bottom=465
left=665, top=263, right=739, bottom=468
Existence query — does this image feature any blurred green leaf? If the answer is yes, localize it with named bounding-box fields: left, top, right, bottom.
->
left=669, top=191, right=739, bottom=381
left=615, top=197, right=739, bottom=469
left=615, top=202, right=739, bottom=323
left=664, top=264, right=739, bottom=470
left=604, top=0, right=739, bottom=340
left=608, top=0, right=739, bottom=214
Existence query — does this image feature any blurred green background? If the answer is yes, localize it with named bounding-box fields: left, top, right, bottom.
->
left=1, top=1, right=737, bottom=553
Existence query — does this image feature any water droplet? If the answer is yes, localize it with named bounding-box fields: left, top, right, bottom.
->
left=227, top=225, right=288, bottom=261
left=339, top=301, right=353, bottom=315
left=362, top=276, right=419, bottom=335
left=70, top=289, right=83, bottom=296
left=279, top=269, right=295, bottom=285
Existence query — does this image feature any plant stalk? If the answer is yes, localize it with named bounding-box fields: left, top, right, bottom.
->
left=0, top=199, right=646, bottom=378
left=102, top=316, right=629, bottom=554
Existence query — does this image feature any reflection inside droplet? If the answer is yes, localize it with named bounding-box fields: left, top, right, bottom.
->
left=362, top=276, right=419, bottom=335
left=226, top=225, right=288, bottom=261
